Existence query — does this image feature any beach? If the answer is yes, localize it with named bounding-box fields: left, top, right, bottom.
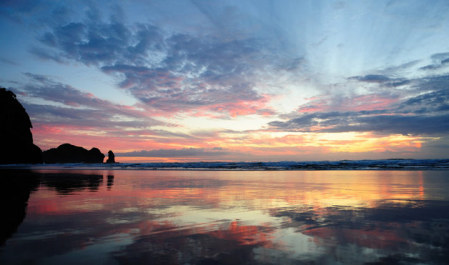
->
left=1, top=168, right=448, bottom=264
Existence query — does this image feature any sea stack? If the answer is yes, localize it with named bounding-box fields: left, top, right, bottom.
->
left=106, top=150, right=116, bottom=163
left=0, top=87, right=43, bottom=164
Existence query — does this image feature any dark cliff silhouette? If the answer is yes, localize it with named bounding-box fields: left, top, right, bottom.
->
left=0, top=87, right=42, bottom=164
left=106, top=150, right=116, bottom=163
left=43, top=143, right=105, bottom=163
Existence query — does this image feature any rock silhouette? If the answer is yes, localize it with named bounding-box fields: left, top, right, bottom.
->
left=0, top=87, right=43, bottom=164
left=43, top=143, right=105, bottom=163
left=106, top=150, right=116, bottom=163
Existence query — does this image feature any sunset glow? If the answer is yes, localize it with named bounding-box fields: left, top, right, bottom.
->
left=1, top=0, right=448, bottom=161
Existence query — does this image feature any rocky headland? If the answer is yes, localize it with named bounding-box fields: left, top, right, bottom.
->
left=0, top=87, right=42, bottom=164
left=1, top=87, right=116, bottom=164
left=43, top=143, right=105, bottom=163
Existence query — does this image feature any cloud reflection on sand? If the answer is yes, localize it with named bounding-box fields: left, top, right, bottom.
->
left=1, top=170, right=448, bottom=264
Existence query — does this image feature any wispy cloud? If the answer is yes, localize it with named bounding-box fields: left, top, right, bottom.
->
left=118, top=147, right=230, bottom=158
left=270, top=62, right=449, bottom=136
left=419, top=52, right=449, bottom=71
left=18, top=73, right=159, bottom=126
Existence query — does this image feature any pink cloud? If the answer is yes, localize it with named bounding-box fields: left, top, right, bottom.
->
left=297, top=93, right=398, bottom=113
left=188, top=94, right=276, bottom=118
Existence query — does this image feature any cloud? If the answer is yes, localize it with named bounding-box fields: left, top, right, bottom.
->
left=0, top=0, right=43, bottom=23
left=331, top=113, right=449, bottom=135
left=419, top=52, right=449, bottom=71
left=350, top=74, right=410, bottom=87
left=352, top=74, right=392, bottom=83
left=270, top=72, right=449, bottom=136
left=15, top=73, right=160, bottom=130
left=100, top=32, right=274, bottom=115
left=118, top=148, right=230, bottom=157
left=24, top=103, right=149, bottom=129
left=0, top=57, right=18, bottom=66
left=29, top=47, right=65, bottom=63
left=31, top=5, right=298, bottom=117
left=270, top=108, right=449, bottom=136
left=295, top=93, right=399, bottom=114
left=33, top=20, right=133, bottom=66
left=399, top=86, right=449, bottom=114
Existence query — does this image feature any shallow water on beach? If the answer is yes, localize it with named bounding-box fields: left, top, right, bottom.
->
left=1, top=169, right=449, bottom=264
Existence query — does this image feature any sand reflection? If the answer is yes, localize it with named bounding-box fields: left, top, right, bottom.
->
left=1, top=170, right=448, bottom=265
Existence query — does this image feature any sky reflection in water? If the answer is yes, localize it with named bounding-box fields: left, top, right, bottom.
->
left=1, top=170, right=449, bottom=265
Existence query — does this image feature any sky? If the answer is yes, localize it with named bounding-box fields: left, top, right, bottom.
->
left=1, top=0, right=449, bottom=162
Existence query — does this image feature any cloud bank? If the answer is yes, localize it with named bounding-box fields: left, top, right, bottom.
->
left=1, top=1, right=449, bottom=160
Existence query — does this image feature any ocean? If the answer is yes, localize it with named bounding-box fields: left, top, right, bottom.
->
left=1, top=166, right=449, bottom=264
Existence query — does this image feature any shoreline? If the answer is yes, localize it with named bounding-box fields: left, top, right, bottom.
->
left=1, top=159, right=448, bottom=171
